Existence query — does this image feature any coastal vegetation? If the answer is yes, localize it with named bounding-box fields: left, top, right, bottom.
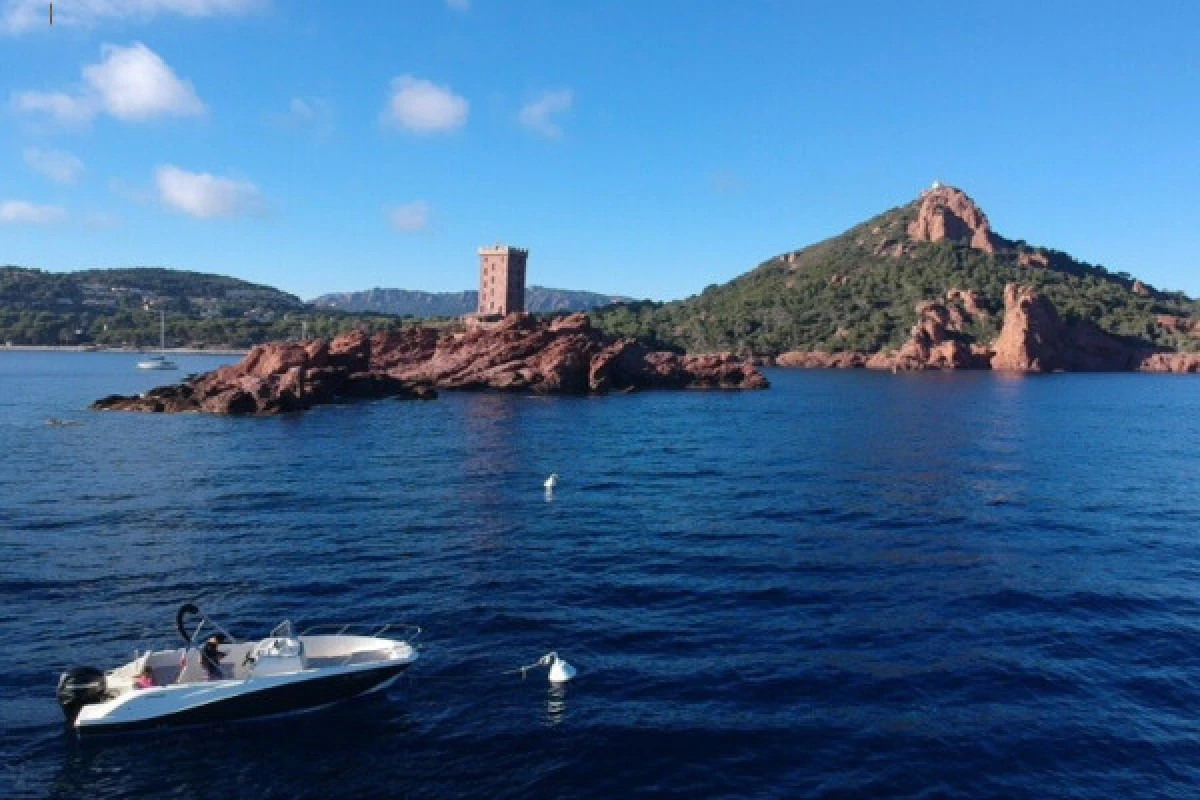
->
left=0, top=266, right=444, bottom=348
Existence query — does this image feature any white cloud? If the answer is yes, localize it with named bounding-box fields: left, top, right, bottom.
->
left=389, top=201, right=430, bottom=232
left=85, top=42, right=206, bottom=120
left=11, top=91, right=95, bottom=125
left=445, top=0, right=470, bottom=10
left=518, top=89, right=573, bottom=138
left=382, top=76, right=467, bottom=134
left=10, top=42, right=205, bottom=125
left=156, top=165, right=263, bottom=219
left=2, top=0, right=263, bottom=35
left=0, top=200, right=66, bottom=224
left=24, top=148, right=85, bottom=184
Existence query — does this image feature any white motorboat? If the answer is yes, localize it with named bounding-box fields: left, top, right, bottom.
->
left=57, top=604, right=419, bottom=735
left=136, top=310, right=178, bottom=370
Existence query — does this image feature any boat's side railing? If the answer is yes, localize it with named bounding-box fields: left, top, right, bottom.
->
left=299, top=623, right=422, bottom=641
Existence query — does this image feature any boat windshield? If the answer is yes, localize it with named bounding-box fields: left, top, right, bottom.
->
left=270, top=620, right=295, bottom=638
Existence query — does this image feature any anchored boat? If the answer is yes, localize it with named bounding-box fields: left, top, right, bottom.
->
left=57, top=604, right=419, bottom=735
left=136, top=309, right=179, bottom=370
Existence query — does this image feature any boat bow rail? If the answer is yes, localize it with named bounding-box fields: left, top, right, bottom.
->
left=300, top=622, right=422, bottom=640
left=298, top=624, right=421, bottom=670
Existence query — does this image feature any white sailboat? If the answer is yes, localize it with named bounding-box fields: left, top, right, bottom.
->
left=136, top=310, right=179, bottom=370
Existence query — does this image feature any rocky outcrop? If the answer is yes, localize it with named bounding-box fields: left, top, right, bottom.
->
left=776, top=289, right=995, bottom=372
left=775, top=351, right=868, bottom=368
left=1138, top=353, right=1200, bottom=373
left=775, top=283, right=1200, bottom=374
left=1156, top=315, right=1200, bottom=339
left=907, top=186, right=1000, bottom=254
left=989, top=283, right=1148, bottom=372
left=1017, top=250, right=1050, bottom=269
left=865, top=292, right=994, bottom=371
left=93, top=313, right=768, bottom=414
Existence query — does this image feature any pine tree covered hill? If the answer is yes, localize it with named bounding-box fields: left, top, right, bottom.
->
left=0, top=266, right=302, bottom=313
left=0, top=266, right=414, bottom=348
left=592, top=189, right=1200, bottom=356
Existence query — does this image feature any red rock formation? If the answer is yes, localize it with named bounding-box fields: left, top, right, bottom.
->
left=989, top=283, right=1148, bottom=372
left=1138, top=353, right=1200, bottom=373
left=1017, top=250, right=1050, bottom=268
left=945, top=288, right=986, bottom=316
left=778, top=291, right=993, bottom=371
left=93, top=313, right=767, bottom=414
left=773, top=282, right=1199, bottom=375
left=1157, top=315, right=1186, bottom=334
left=775, top=351, right=868, bottom=368
left=867, top=295, right=992, bottom=371
left=907, top=186, right=999, bottom=254
left=989, top=285, right=1062, bottom=371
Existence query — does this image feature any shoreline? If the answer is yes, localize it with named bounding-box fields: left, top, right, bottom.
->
left=1, top=345, right=250, bottom=356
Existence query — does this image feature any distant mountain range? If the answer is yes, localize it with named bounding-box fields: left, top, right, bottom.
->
left=311, top=286, right=631, bottom=316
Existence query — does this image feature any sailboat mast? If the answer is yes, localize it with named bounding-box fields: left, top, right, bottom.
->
left=160, top=310, right=166, bottom=353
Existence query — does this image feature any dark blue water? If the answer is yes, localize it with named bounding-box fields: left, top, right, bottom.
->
left=3, top=352, right=1200, bottom=798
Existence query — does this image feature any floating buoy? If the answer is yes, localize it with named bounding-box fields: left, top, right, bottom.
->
left=543, top=473, right=559, bottom=490
left=547, top=653, right=576, bottom=684
left=519, top=651, right=577, bottom=684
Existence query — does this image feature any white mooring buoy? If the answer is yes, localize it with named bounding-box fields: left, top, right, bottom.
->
left=520, top=651, right=576, bottom=684
left=547, top=653, right=576, bottom=684
left=543, top=473, right=559, bottom=490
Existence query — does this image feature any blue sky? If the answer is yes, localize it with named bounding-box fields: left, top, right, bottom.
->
left=2, top=0, right=1198, bottom=301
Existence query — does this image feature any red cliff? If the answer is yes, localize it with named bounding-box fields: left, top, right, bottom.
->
left=907, top=185, right=1000, bottom=254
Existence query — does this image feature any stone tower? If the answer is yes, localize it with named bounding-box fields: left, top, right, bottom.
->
left=477, top=244, right=528, bottom=316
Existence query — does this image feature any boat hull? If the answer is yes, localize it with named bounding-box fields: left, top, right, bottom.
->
left=74, top=660, right=411, bottom=735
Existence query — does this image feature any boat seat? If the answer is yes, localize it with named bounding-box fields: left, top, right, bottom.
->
left=175, top=648, right=221, bottom=684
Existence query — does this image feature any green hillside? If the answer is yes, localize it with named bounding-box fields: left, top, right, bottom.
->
left=0, top=266, right=405, bottom=348
left=593, top=192, right=1199, bottom=355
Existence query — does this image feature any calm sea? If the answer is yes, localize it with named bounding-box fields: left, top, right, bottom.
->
left=2, top=352, right=1200, bottom=799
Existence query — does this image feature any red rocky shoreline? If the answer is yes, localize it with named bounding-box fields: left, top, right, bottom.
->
left=93, top=312, right=768, bottom=415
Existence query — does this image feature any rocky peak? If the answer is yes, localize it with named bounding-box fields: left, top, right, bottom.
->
left=907, top=185, right=999, bottom=255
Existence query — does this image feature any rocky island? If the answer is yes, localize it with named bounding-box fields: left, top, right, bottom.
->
left=92, top=312, right=768, bottom=415
left=592, top=184, right=1200, bottom=371
left=768, top=186, right=1200, bottom=373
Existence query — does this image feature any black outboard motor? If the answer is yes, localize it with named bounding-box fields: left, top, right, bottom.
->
left=57, top=666, right=107, bottom=723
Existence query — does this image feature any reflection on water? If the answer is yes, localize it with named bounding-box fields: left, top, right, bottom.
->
left=545, top=683, right=568, bottom=727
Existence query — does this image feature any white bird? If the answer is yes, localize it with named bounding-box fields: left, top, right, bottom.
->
left=543, top=473, right=559, bottom=490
